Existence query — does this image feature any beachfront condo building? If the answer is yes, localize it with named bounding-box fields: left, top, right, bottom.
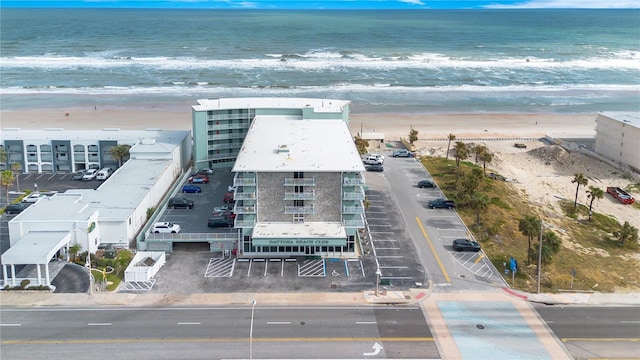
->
left=192, top=98, right=366, bottom=258
left=595, top=112, right=640, bottom=174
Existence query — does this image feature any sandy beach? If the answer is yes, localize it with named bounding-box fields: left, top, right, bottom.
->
left=1, top=107, right=636, bottom=231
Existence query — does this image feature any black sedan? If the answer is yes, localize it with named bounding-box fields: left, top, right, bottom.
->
left=452, top=239, right=481, bottom=252
left=365, top=164, right=384, bottom=172
left=418, top=180, right=436, bottom=188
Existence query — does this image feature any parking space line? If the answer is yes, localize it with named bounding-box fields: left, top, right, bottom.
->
left=379, top=266, right=409, bottom=269
left=375, top=247, right=400, bottom=250
left=417, top=216, right=451, bottom=283
left=376, top=255, right=403, bottom=258
left=371, top=239, right=398, bottom=242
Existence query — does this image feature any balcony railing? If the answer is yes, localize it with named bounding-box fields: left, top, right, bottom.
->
left=208, top=133, right=246, bottom=140
left=343, top=219, right=365, bottom=228
left=234, top=176, right=256, bottom=186
left=234, top=191, right=256, bottom=200
left=343, top=205, right=364, bottom=214
left=209, top=143, right=241, bottom=150
left=234, top=205, right=256, bottom=214
left=343, top=177, right=365, bottom=186
left=234, top=219, right=256, bottom=228
left=207, top=123, right=250, bottom=131
left=284, top=205, right=316, bottom=214
left=284, top=191, right=315, bottom=200
left=343, top=190, right=365, bottom=200
left=284, top=178, right=316, bottom=186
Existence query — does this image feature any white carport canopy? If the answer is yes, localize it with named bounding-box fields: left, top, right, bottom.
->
left=1, top=231, right=71, bottom=287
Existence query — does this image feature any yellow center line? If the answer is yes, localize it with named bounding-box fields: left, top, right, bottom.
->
left=416, top=216, right=451, bottom=283
left=474, top=253, right=485, bottom=264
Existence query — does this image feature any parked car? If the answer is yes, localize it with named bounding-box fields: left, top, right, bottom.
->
left=514, top=143, right=527, bottom=149
left=223, top=192, right=235, bottom=203
left=188, top=174, right=209, bottom=184
left=428, top=198, right=456, bottom=209
left=392, top=149, right=413, bottom=157
left=363, top=155, right=383, bottom=165
left=72, top=170, right=87, bottom=180
left=452, top=239, right=481, bottom=252
left=418, top=180, right=436, bottom=188
left=82, top=168, right=98, bottom=180
left=207, top=216, right=234, bottom=228
left=213, top=205, right=232, bottom=213
left=196, top=168, right=214, bottom=175
left=96, top=167, right=113, bottom=181
left=151, top=222, right=181, bottom=233
left=488, top=172, right=507, bottom=181
left=607, top=186, right=635, bottom=204
left=22, top=193, right=47, bottom=203
left=365, top=164, right=384, bottom=172
left=168, top=197, right=194, bottom=209
left=227, top=184, right=236, bottom=192
left=182, top=184, right=202, bottom=193
left=5, top=203, right=26, bottom=214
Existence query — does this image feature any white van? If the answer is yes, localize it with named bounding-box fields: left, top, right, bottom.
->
left=96, top=167, right=113, bottom=180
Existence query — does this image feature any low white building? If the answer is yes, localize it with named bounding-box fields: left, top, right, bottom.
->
left=2, top=129, right=191, bottom=287
left=595, top=112, right=640, bottom=173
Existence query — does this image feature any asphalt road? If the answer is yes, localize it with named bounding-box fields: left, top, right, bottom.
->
left=0, top=306, right=437, bottom=360
left=535, top=305, right=640, bottom=359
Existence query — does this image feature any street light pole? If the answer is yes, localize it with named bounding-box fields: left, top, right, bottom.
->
left=249, top=300, right=257, bottom=360
left=375, top=269, right=381, bottom=296
left=537, top=218, right=543, bottom=294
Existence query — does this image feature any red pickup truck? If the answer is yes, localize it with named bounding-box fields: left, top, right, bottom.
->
left=606, top=187, right=635, bottom=205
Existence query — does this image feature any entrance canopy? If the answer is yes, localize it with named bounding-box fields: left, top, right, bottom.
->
left=252, top=222, right=346, bottom=247
left=1, top=231, right=71, bottom=265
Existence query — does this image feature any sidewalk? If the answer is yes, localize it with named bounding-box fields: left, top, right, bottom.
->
left=502, top=287, right=640, bottom=306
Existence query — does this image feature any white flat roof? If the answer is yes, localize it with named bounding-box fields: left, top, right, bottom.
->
left=1, top=231, right=70, bottom=265
left=598, top=112, right=640, bottom=129
left=252, top=222, right=346, bottom=239
left=192, top=97, right=349, bottom=113
left=0, top=128, right=191, bottom=143
left=233, top=116, right=365, bottom=172
left=12, top=193, right=93, bottom=221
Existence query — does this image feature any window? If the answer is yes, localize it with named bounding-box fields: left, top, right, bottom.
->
left=40, top=145, right=51, bottom=153
left=293, top=214, right=304, bottom=223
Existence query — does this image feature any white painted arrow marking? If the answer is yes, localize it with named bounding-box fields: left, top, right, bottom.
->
left=363, top=342, right=383, bottom=356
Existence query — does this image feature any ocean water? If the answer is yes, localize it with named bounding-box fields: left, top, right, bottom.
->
left=1, top=8, right=638, bottom=113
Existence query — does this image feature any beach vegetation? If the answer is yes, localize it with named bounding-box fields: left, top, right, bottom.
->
left=445, top=134, right=455, bottom=160
left=518, top=215, right=540, bottom=265
left=353, top=136, right=369, bottom=155
left=408, top=128, right=418, bottom=145
left=614, top=221, right=638, bottom=248
left=0, top=147, right=7, bottom=164
left=1, top=169, right=16, bottom=203
left=571, top=173, right=588, bottom=209
left=108, top=144, right=131, bottom=167
left=452, top=142, right=469, bottom=187
left=586, top=186, right=604, bottom=221
left=421, top=154, right=640, bottom=292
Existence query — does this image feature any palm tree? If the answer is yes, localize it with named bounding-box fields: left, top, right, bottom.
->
left=1, top=170, right=15, bottom=204
left=108, top=144, right=131, bottom=167
left=571, top=173, right=588, bottom=209
left=10, top=162, right=22, bottom=192
left=614, top=221, right=638, bottom=247
left=470, top=192, right=489, bottom=225
left=408, top=128, right=418, bottom=145
left=586, top=186, right=604, bottom=221
left=445, top=133, right=455, bottom=160
left=474, top=145, right=487, bottom=164
left=519, top=215, right=541, bottom=265
left=479, top=151, right=493, bottom=177
left=453, top=141, right=469, bottom=187
left=69, top=243, right=82, bottom=262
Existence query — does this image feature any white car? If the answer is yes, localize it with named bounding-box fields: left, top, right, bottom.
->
left=227, top=185, right=236, bottom=192
left=370, top=153, right=385, bottom=162
left=363, top=155, right=383, bottom=165
left=151, top=222, right=181, bottom=233
left=22, top=193, right=47, bottom=203
left=82, top=168, right=98, bottom=180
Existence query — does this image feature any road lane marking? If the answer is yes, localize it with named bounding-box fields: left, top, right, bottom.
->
left=620, top=320, right=640, bottom=323
left=267, top=322, right=291, bottom=325
left=0, top=324, right=21, bottom=327
left=177, top=322, right=201, bottom=325
left=562, top=338, right=640, bottom=342
left=416, top=216, right=451, bottom=283
left=355, top=321, right=377, bottom=325
left=87, top=323, right=111, bottom=326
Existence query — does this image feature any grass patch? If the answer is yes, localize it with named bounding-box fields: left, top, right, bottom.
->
left=421, top=155, right=640, bottom=293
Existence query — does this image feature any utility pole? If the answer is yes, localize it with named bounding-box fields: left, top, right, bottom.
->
left=537, top=218, right=543, bottom=294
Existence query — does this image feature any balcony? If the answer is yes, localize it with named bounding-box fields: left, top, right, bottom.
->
left=209, top=143, right=241, bottom=150
left=234, top=175, right=256, bottom=186
left=234, top=205, right=256, bottom=214
left=284, top=205, right=316, bottom=214
left=284, top=178, right=316, bottom=186
left=343, top=217, right=365, bottom=228
left=284, top=191, right=315, bottom=200
left=234, top=191, right=256, bottom=200
left=343, top=190, right=365, bottom=201
left=343, top=177, right=365, bottom=186
left=208, top=133, right=246, bottom=140
left=343, top=205, right=364, bottom=214
left=207, top=123, right=250, bottom=131
left=234, top=219, right=256, bottom=228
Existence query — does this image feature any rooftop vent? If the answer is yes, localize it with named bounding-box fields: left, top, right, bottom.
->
left=277, top=144, right=290, bottom=154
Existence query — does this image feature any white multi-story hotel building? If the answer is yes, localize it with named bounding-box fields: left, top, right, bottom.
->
left=192, top=98, right=366, bottom=258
